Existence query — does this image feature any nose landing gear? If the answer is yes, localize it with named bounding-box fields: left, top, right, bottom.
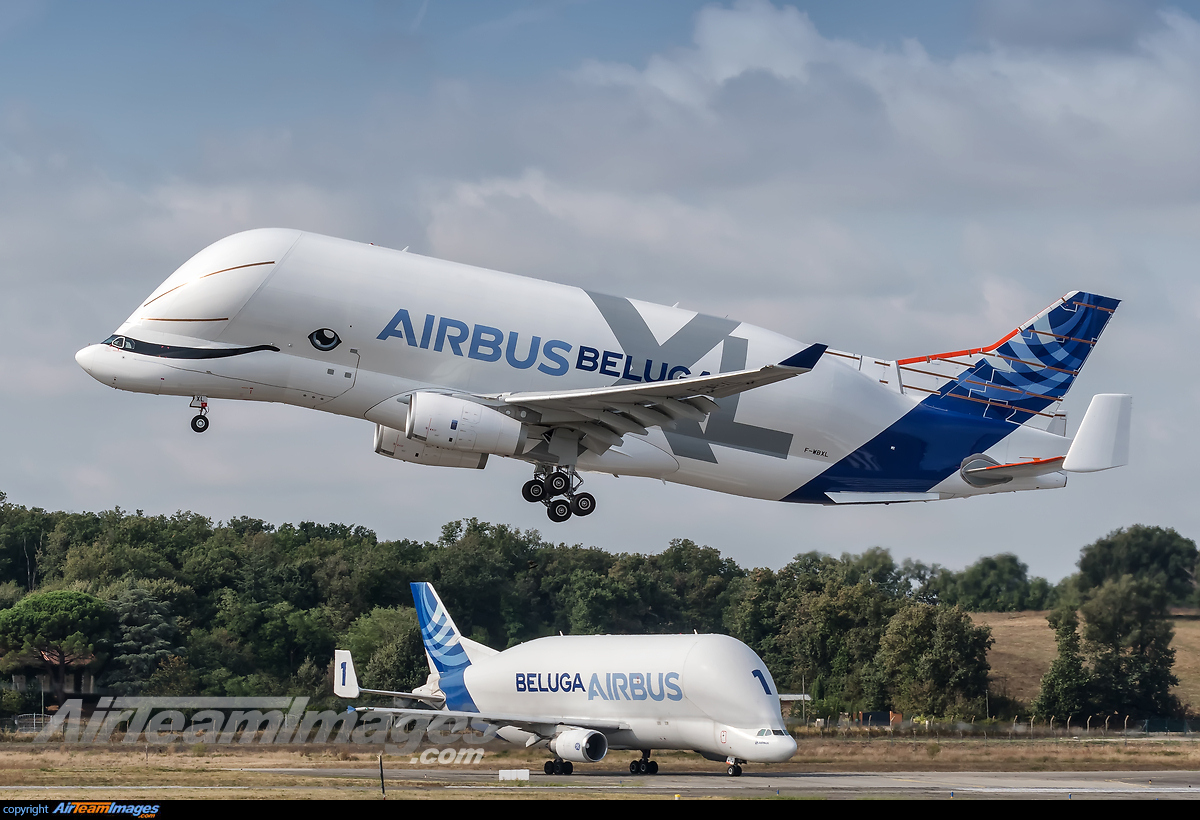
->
left=189, top=396, right=210, bottom=433
left=521, top=467, right=596, bottom=522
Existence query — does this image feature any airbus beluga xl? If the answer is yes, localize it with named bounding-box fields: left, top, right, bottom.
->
left=75, top=228, right=1131, bottom=521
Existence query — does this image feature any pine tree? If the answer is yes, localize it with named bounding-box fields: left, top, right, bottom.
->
left=100, top=588, right=181, bottom=694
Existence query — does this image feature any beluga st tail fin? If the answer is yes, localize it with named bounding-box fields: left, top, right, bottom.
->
left=410, top=581, right=471, bottom=673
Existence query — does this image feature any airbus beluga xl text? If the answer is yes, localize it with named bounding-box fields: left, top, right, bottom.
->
left=75, top=229, right=1131, bottom=521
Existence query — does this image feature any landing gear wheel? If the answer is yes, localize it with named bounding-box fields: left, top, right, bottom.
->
left=726, top=764, right=742, bottom=777
left=570, top=492, right=596, bottom=516
left=190, top=414, right=209, bottom=433
left=648, top=760, right=658, bottom=775
left=547, top=499, right=572, bottom=523
left=545, top=471, right=571, bottom=496
left=563, top=761, right=573, bottom=775
left=630, top=761, right=639, bottom=774
left=522, top=479, right=547, bottom=503
left=544, top=761, right=554, bottom=775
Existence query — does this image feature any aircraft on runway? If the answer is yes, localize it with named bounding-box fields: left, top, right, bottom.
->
left=75, top=228, right=1131, bottom=521
left=334, top=582, right=798, bottom=776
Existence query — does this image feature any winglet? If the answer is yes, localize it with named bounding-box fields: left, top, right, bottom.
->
left=334, top=649, right=360, bottom=699
left=778, top=344, right=827, bottom=371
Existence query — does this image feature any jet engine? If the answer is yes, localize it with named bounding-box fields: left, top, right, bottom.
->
left=548, top=728, right=608, bottom=763
left=406, top=392, right=524, bottom=456
left=373, top=424, right=489, bottom=469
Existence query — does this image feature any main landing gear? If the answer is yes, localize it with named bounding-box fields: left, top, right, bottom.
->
left=629, top=750, right=659, bottom=775
left=543, top=758, right=574, bottom=775
left=521, top=467, right=595, bottom=523
left=189, top=396, right=210, bottom=433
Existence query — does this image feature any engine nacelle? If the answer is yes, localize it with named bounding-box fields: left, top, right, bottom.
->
left=548, top=729, right=608, bottom=763
left=406, top=392, right=524, bottom=456
left=374, top=424, right=489, bottom=469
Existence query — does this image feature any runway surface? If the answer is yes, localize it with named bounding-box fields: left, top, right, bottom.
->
left=255, top=767, right=1200, bottom=798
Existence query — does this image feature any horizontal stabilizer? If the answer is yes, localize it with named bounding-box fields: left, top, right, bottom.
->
left=962, top=456, right=1065, bottom=486
left=1063, top=393, right=1132, bottom=472
left=333, top=648, right=446, bottom=706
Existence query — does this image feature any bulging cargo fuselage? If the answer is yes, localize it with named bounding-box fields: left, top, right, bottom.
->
left=76, top=228, right=1127, bottom=519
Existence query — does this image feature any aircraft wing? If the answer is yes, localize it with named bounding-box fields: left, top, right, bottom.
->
left=350, top=705, right=630, bottom=736
left=492, top=344, right=826, bottom=454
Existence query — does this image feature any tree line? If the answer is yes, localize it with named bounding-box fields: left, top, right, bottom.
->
left=0, top=491, right=1194, bottom=720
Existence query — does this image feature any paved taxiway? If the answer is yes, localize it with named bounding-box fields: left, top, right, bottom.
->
left=254, top=767, right=1200, bottom=798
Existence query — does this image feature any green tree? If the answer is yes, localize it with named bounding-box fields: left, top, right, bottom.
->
left=1031, top=608, right=1091, bottom=719
left=774, top=572, right=901, bottom=711
left=876, top=602, right=993, bottom=716
left=342, top=607, right=428, bottom=693
left=344, top=607, right=419, bottom=660
left=363, top=634, right=429, bottom=693
left=950, top=554, right=1033, bottom=611
left=1080, top=575, right=1179, bottom=717
left=1078, top=526, right=1198, bottom=605
left=143, top=656, right=199, bottom=696
left=100, top=588, right=181, bottom=694
left=0, top=590, right=116, bottom=703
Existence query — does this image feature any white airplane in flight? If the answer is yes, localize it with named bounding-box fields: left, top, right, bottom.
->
left=75, top=228, right=1131, bottom=521
left=334, top=582, right=798, bottom=776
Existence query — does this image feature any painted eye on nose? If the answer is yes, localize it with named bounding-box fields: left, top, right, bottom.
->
left=309, top=328, right=341, bottom=351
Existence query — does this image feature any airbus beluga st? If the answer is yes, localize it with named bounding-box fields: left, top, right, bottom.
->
left=75, top=228, right=1131, bottom=521
left=334, top=582, right=799, bottom=776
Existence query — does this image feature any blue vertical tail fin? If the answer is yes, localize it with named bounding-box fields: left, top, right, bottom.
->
left=410, top=581, right=471, bottom=674
left=901, top=291, right=1120, bottom=425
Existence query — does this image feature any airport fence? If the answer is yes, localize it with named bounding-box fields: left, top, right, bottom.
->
left=787, top=714, right=1200, bottom=741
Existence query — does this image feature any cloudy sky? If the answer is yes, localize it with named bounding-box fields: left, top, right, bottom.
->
left=2, top=0, right=1198, bottom=581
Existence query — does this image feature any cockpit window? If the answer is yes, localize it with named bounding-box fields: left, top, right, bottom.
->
left=98, top=335, right=279, bottom=359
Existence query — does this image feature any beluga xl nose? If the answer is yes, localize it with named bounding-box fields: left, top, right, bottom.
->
left=75, top=343, right=102, bottom=378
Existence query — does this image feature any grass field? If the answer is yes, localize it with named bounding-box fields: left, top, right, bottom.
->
left=2, top=736, right=1200, bottom=800
left=971, top=609, right=1200, bottom=712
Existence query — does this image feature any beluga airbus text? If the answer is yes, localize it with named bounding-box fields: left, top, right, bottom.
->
left=333, top=582, right=798, bottom=776
left=76, top=229, right=1132, bottom=521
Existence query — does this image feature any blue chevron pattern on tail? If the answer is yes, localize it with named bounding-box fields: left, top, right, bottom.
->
left=917, top=291, right=1119, bottom=424
left=410, top=582, right=471, bottom=674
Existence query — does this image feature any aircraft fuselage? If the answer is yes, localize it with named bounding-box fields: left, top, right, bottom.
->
left=77, top=228, right=1117, bottom=514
